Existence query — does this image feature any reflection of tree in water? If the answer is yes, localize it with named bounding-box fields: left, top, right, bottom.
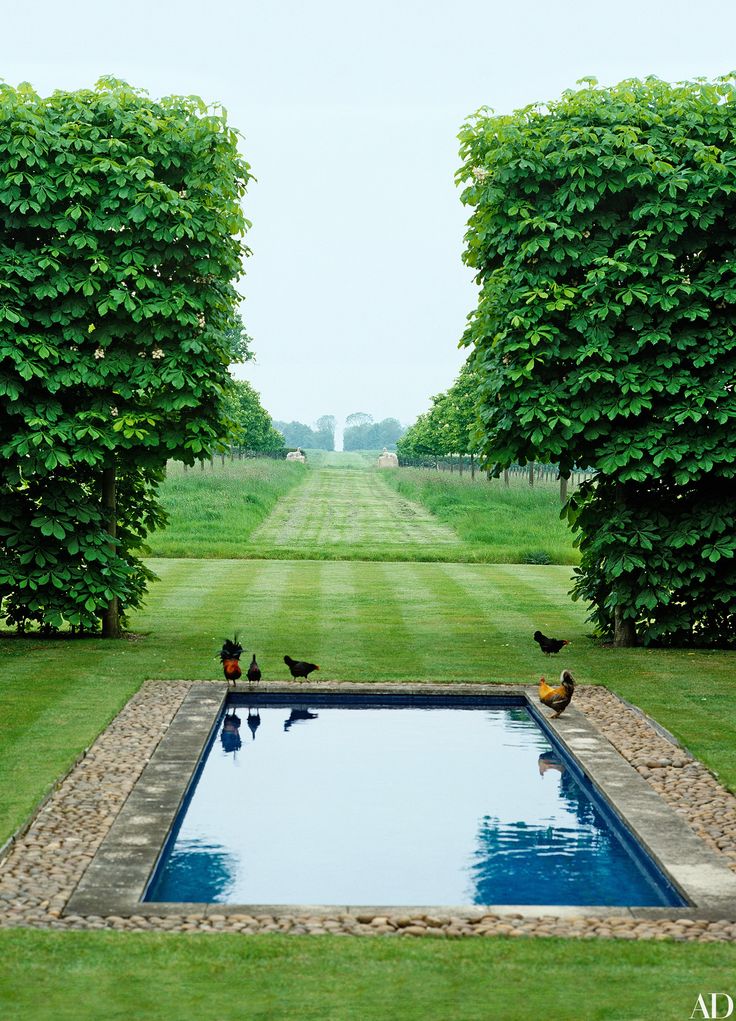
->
left=151, top=840, right=236, bottom=903
left=468, top=751, right=632, bottom=906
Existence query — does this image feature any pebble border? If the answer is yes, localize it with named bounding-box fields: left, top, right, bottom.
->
left=1, top=680, right=736, bottom=942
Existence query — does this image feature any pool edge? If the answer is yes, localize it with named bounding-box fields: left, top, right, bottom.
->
left=63, top=681, right=736, bottom=922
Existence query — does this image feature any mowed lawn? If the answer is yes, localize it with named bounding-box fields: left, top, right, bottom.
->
left=3, top=558, right=736, bottom=842
left=3, top=455, right=736, bottom=1019
left=2, top=929, right=735, bottom=1021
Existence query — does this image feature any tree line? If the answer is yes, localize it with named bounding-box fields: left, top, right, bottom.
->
left=5, top=72, right=736, bottom=649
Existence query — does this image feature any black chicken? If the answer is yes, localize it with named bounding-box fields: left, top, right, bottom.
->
left=533, top=630, right=570, bottom=655
left=284, top=655, right=319, bottom=679
left=247, top=654, right=262, bottom=685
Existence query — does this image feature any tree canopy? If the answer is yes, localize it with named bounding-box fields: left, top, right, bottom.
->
left=273, top=417, right=335, bottom=450
left=223, top=380, right=284, bottom=452
left=458, top=74, right=736, bottom=645
left=343, top=415, right=405, bottom=451
left=0, top=78, right=251, bottom=634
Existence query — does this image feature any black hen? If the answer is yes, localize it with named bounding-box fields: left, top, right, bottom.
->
left=219, top=636, right=243, bottom=685
left=533, top=630, right=570, bottom=655
left=247, top=654, right=262, bottom=685
left=284, top=655, right=319, bottom=679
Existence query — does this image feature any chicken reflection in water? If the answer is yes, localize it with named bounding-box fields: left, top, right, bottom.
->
left=284, top=707, right=319, bottom=732
left=220, top=710, right=242, bottom=755
left=538, top=751, right=565, bottom=777
left=246, top=708, right=261, bottom=741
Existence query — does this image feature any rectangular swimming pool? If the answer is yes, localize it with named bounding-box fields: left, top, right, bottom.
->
left=144, top=693, right=685, bottom=908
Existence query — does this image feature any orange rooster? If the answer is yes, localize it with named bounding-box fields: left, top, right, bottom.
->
left=219, top=636, right=243, bottom=687
left=539, top=670, right=575, bottom=718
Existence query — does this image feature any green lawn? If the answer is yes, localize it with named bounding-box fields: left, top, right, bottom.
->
left=2, top=453, right=736, bottom=1019
left=3, top=559, right=736, bottom=846
left=1, top=930, right=734, bottom=1021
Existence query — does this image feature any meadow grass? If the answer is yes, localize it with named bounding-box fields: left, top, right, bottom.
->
left=146, top=455, right=577, bottom=563
left=382, top=466, right=577, bottom=564
left=1, top=929, right=734, bottom=1021
left=145, top=458, right=307, bottom=558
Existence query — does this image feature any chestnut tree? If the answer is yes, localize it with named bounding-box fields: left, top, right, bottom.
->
left=458, top=75, right=736, bottom=646
left=0, top=78, right=251, bottom=635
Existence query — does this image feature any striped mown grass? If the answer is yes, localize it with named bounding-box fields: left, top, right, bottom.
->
left=2, top=559, right=736, bottom=848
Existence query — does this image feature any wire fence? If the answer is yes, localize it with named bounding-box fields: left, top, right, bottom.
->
left=396, top=455, right=596, bottom=498
left=182, top=446, right=293, bottom=470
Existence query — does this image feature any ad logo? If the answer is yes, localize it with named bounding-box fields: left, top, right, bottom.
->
left=691, top=994, right=734, bottom=1019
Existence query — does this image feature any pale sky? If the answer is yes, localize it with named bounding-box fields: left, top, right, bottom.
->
left=4, top=1, right=736, bottom=434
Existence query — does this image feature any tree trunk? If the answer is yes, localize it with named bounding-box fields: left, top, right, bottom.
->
left=503, top=469, right=509, bottom=488
left=612, top=483, right=637, bottom=646
left=559, top=474, right=568, bottom=504
left=528, top=462, right=534, bottom=487
left=470, top=452, right=475, bottom=480
left=613, top=606, right=637, bottom=647
left=101, top=466, right=122, bottom=638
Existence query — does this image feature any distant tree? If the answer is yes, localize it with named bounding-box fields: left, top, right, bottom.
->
left=273, top=416, right=335, bottom=450
left=224, top=315, right=254, bottom=365
left=223, top=381, right=284, bottom=452
left=0, top=78, right=251, bottom=636
left=273, top=421, right=313, bottom=448
left=345, top=412, right=373, bottom=428
left=375, top=418, right=405, bottom=449
left=458, top=74, right=736, bottom=646
left=313, top=415, right=336, bottom=451
left=344, top=416, right=405, bottom=450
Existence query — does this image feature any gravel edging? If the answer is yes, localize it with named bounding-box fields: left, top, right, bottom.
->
left=2, top=680, right=736, bottom=943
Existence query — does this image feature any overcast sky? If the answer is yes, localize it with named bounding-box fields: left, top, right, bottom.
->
left=4, top=1, right=736, bottom=438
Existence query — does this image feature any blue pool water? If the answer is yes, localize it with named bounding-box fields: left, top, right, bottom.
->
left=145, top=695, right=685, bottom=907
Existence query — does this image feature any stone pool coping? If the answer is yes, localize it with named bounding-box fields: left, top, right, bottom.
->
left=3, top=679, right=736, bottom=941
left=62, top=681, right=736, bottom=923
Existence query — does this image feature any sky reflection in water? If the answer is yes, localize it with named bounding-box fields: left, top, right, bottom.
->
left=147, top=705, right=677, bottom=906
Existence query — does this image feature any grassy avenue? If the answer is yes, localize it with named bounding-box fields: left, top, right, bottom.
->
left=1, top=453, right=735, bottom=1019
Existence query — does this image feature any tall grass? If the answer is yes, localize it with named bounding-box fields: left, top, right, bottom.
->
left=383, top=467, right=577, bottom=565
left=146, top=458, right=307, bottom=557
